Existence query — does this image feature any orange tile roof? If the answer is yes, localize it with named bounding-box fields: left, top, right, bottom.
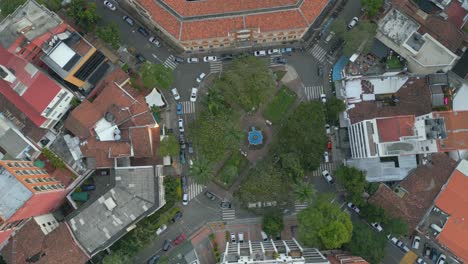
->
left=434, top=160, right=468, bottom=262
left=181, top=17, right=244, bottom=41
left=245, top=10, right=308, bottom=32
left=376, top=115, right=415, bottom=142
left=136, top=0, right=181, bottom=39
left=435, top=111, right=468, bottom=152
left=299, top=0, right=328, bottom=24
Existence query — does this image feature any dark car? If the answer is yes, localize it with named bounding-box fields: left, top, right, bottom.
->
left=135, top=54, right=146, bottom=64
left=205, top=191, right=216, bottom=200
left=179, top=134, right=186, bottom=149
left=220, top=54, right=233, bottom=61
left=280, top=47, right=293, bottom=55
left=122, top=15, right=135, bottom=26
left=181, top=175, right=187, bottom=191
left=81, top=184, right=95, bottom=191
left=137, top=27, right=150, bottom=37
left=273, top=57, right=287, bottom=64
left=176, top=103, right=183, bottom=115
left=188, top=142, right=194, bottom=154
left=317, top=66, right=323, bottom=77
left=162, top=239, right=171, bottom=251
left=424, top=245, right=431, bottom=256
left=147, top=254, right=160, bottom=264
left=179, top=150, right=186, bottom=164
left=173, top=56, right=184, bottom=63
left=220, top=201, right=231, bottom=209
left=171, top=211, right=183, bottom=223
left=430, top=248, right=438, bottom=261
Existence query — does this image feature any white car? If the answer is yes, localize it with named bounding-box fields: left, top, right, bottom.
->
left=324, top=151, right=330, bottom=163
left=103, top=0, right=116, bottom=10
left=182, top=193, right=188, bottom=205
left=320, top=93, right=327, bottom=103
left=371, top=222, right=383, bottom=232
left=254, top=50, right=267, bottom=57
left=437, top=255, right=446, bottom=264
left=321, top=170, right=334, bottom=184
left=267, top=49, right=280, bottom=55
left=171, top=88, right=180, bottom=101
left=187, top=57, right=199, bottom=63
left=412, top=236, right=421, bottom=249
left=347, top=17, right=359, bottom=29
left=230, top=233, right=236, bottom=243
left=389, top=236, right=398, bottom=244
left=156, top=224, right=167, bottom=235
left=178, top=118, right=184, bottom=133
left=347, top=202, right=360, bottom=214
left=203, top=56, right=217, bottom=62
left=196, top=72, right=206, bottom=83
left=190, top=87, right=198, bottom=102
left=325, top=124, right=331, bottom=134
left=416, top=258, right=427, bottom=264
left=148, top=36, right=161, bottom=47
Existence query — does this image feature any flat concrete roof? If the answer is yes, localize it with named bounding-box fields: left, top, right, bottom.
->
left=378, top=9, right=419, bottom=46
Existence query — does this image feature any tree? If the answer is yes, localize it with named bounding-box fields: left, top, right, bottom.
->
left=331, top=19, right=378, bottom=56
left=158, top=135, right=179, bottom=157
left=67, top=0, right=100, bottom=32
left=189, top=158, right=213, bottom=185
left=262, top=211, right=284, bottom=236
left=360, top=203, right=386, bottom=223
left=140, top=63, right=174, bottom=90
left=344, top=222, right=387, bottom=264
left=42, top=148, right=65, bottom=169
left=334, top=166, right=367, bottom=205
left=383, top=217, right=408, bottom=236
left=0, top=255, right=6, bottom=264
left=279, top=152, right=304, bottom=182
left=362, top=0, right=384, bottom=18
left=293, top=181, right=316, bottom=203
left=278, top=101, right=327, bottom=171
left=37, top=0, right=62, bottom=11
left=325, top=97, right=346, bottom=124
left=0, top=0, right=26, bottom=17
left=298, top=195, right=353, bottom=249
left=96, top=23, right=120, bottom=49
left=163, top=176, right=180, bottom=204
left=102, top=251, right=130, bottom=264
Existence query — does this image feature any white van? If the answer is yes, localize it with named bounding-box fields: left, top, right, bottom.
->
left=324, top=152, right=330, bottom=163
left=238, top=232, right=244, bottom=243
left=261, top=231, right=268, bottom=241
left=431, top=224, right=443, bottom=233
left=325, top=31, right=335, bottom=43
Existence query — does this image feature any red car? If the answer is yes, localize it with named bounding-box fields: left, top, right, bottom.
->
left=173, top=234, right=186, bottom=246
left=327, top=139, right=332, bottom=150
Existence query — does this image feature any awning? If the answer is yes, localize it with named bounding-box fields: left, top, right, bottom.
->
left=145, top=88, right=165, bottom=107
left=332, top=55, right=349, bottom=81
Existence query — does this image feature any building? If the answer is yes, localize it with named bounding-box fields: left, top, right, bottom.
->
left=0, top=160, right=67, bottom=246
left=66, top=166, right=165, bottom=256
left=327, top=252, right=369, bottom=264
left=221, top=238, right=329, bottom=264
left=0, top=0, right=110, bottom=90
left=375, top=2, right=465, bottom=74
left=129, top=0, right=329, bottom=51
left=0, top=114, right=41, bottom=160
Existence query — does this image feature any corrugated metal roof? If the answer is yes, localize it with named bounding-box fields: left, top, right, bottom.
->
left=0, top=166, right=32, bottom=220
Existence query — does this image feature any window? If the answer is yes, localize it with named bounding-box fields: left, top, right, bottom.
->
left=33, top=186, right=41, bottom=191
left=39, top=186, right=46, bottom=191
left=25, top=179, right=31, bottom=183
left=15, top=171, right=23, bottom=175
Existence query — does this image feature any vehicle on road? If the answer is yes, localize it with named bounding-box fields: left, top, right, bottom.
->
left=396, top=240, right=410, bottom=252
left=371, top=222, right=383, bottom=232
left=238, top=233, right=244, bottom=243
left=173, top=234, right=187, bottom=245
left=254, top=50, right=267, bottom=57
left=187, top=57, right=199, bottom=63
left=81, top=184, right=95, bottom=191
left=412, top=236, right=421, bottom=249
left=230, top=233, right=236, bottom=243
left=122, top=16, right=135, bottom=26
left=188, top=142, right=194, bottom=154
left=173, top=56, right=184, bottom=63
left=156, top=224, right=167, bottom=235
left=196, top=73, right=206, bottom=83
left=273, top=57, right=287, bottom=64
left=261, top=231, right=268, bottom=241
left=203, top=56, right=217, bottom=62
left=320, top=93, right=327, bottom=103
left=171, top=211, right=182, bottom=223
left=171, top=88, right=180, bottom=101
left=325, top=124, right=331, bottom=134
left=424, top=245, right=431, bottom=256
left=181, top=175, right=187, bottom=191
left=178, top=118, right=184, bottom=132
left=148, top=36, right=161, bottom=47
left=321, top=170, right=334, bottom=184
left=327, top=139, right=332, bottom=150
left=179, top=150, right=186, bottom=164
left=325, top=31, right=335, bottom=43
left=430, top=248, right=438, bottom=261
left=347, top=202, right=360, bottom=214
left=437, top=254, right=446, bottom=264
left=280, top=47, right=293, bottom=55
left=190, top=88, right=198, bottom=102
left=147, top=254, right=160, bottom=264
left=103, top=0, right=116, bottom=10
left=317, top=66, right=323, bottom=76
left=220, top=201, right=232, bottom=209
left=416, top=258, right=427, bottom=264
left=205, top=191, right=216, bottom=200
left=182, top=193, right=188, bottom=205
left=162, top=239, right=171, bottom=251
left=389, top=236, right=398, bottom=244
left=268, top=49, right=280, bottom=55
left=135, top=54, right=146, bottom=64
left=220, top=54, right=233, bottom=61
left=347, top=17, right=359, bottom=29
left=176, top=103, right=183, bottom=115
left=179, top=134, right=186, bottom=149
left=137, top=27, right=149, bottom=37
left=323, top=151, right=330, bottom=163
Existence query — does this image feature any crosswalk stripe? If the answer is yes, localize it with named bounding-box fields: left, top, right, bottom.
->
left=311, top=161, right=341, bottom=177
left=187, top=183, right=204, bottom=201
left=308, top=44, right=327, bottom=62
left=210, top=61, right=223, bottom=73
left=294, top=202, right=309, bottom=212
left=303, top=85, right=323, bottom=100
left=181, top=101, right=195, bottom=114
left=163, top=55, right=178, bottom=70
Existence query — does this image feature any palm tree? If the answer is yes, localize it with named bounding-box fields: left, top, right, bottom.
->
left=189, top=158, right=213, bottom=185
left=293, top=182, right=317, bottom=203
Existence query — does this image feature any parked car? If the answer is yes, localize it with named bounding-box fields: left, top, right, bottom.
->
left=261, top=231, right=268, bottom=241
left=321, top=170, right=334, bottom=184
left=148, top=36, right=161, bottom=47
left=371, top=222, right=383, bottom=232
left=347, top=202, right=360, bottom=214
left=416, top=258, right=427, bottom=264
left=190, top=88, right=198, bottom=102
left=147, top=254, right=160, bottom=264
left=156, top=224, right=167, bottom=235
left=396, top=240, right=410, bottom=252
left=280, top=47, right=293, bottom=55
left=424, top=245, right=431, bottom=256
left=317, top=66, right=323, bottom=76
left=437, top=254, right=446, bottom=264
left=137, top=27, right=149, bottom=37
left=171, top=88, right=180, bottom=101
left=187, top=57, right=199, bottom=63
left=203, top=56, right=217, bottom=62
left=273, top=57, right=287, bottom=64
left=178, top=118, right=184, bottom=132
left=324, top=151, right=330, bottom=163
left=412, top=236, right=421, bottom=249
left=173, top=234, right=186, bottom=245
left=347, top=17, right=359, bottom=29
left=205, top=191, right=216, bottom=200
left=179, top=150, right=186, bottom=164
left=171, top=211, right=183, bottom=223
left=220, top=201, right=232, bottom=209
left=254, top=50, right=267, bottom=57
left=268, top=49, right=280, bottom=55
left=81, top=184, right=96, bottom=191
left=173, top=56, right=184, bottom=63
left=103, top=0, right=116, bottom=11
left=389, top=236, right=398, bottom=244
left=230, top=233, right=236, bottom=243
left=188, top=142, right=194, bottom=154
left=162, top=239, right=171, bottom=251
left=135, top=54, right=146, bottom=64
left=122, top=15, right=135, bottom=26
left=238, top=232, right=244, bottom=243
left=196, top=73, right=206, bottom=83
left=320, top=93, right=327, bottom=103
left=325, top=31, right=335, bottom=43
left=179, top=134, right=186, bottom=149
left=182, top=193, right=188, bottom=205
left=430, top=248, right=438, bottom=262
left=181, top=175, right=187, bottom=191
left=325, top=124, right=331, bottom=134
left=327, top=139, right=332, bottom=150
left=176, top=103, right=183, bottom=115
left=220, top=54, right=233, bottom=61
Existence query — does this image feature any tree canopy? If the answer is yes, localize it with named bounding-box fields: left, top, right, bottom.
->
left=157, top=135, right=179, bottom=157
left=298, top=195, right=353, bottom=249
left=96, top=23, right=120, bottom=49
left=361, top=203, right=386, bottom=223
left=362, top=0, right=384, bottom=18
left=383, top=217, right=408, bottom=236
left=262, top=210, right=284, bottom=236
left=334, top=166, right=367, bottom=205
left=67, top=0, right=100, bottom=32
left=102, top=251, right=130, bottom=264
left=189, top=158, right=214, bottom=185
left=278, top=152, right=304, bottom=183
left=278, top=101, right=327, bottom=171
left=344, top=222, right=387, bottom=264
left=293, top=181, right=316, bottom=203
left=325, top=97, right=346, bottom=125
left=331, top=19, right=378, bottom=56
left=140, top=63, right=174, bottom=90
left=0, top=0, right=26, bottom=17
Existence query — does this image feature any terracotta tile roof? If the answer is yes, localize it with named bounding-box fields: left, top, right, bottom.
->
left=64, top=100, right=100, bottom=138
left=434, top=160, right=468, bottom=262
left=136, top=0, right=181, bottom=39
left=162, top=0, right=297, bottom=17
left=392, top=0, right=464, bottom=53
left=376, top=115, right=415, bottom=142
left=434, top=111, right=468, bottom=152
left=0, top=229, right=14, bottom=246
left=299, top=0, right=328, bottom=24
left=446, top=0, right=466, bottom=29
left=1, top=221, right=89, bottom=264
left=80, top=138, right=132, bottom=168
left=369, top=153, right=457, bottom=229
left=130, top=126, right=153, bottom=158
left=181, top=17, right=243, bottom=41
left=245, top=10, right=308, bottom=32
left=348, top=78, right=432, bottom=124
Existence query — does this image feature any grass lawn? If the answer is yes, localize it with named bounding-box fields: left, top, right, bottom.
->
left=263, top=86, right=297, bottom=123
left=216, top=152, right=248, bottom=187
left=386, top=56, right=402, bottom=69
left=275, top=71, right=287, bottom=81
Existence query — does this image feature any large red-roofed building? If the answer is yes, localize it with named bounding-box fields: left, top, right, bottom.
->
left=129, top=0, right=329, bottom=51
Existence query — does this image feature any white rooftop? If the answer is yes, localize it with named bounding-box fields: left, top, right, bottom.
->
left=453, top=84, right=468, bottom=111
left=49, top=42, right=76, bottom=68
left=145, top=88, right=165, bottom=107
left=94, top=118, right=119, bottom=141
left=345, top=74, right=408, bottom=102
